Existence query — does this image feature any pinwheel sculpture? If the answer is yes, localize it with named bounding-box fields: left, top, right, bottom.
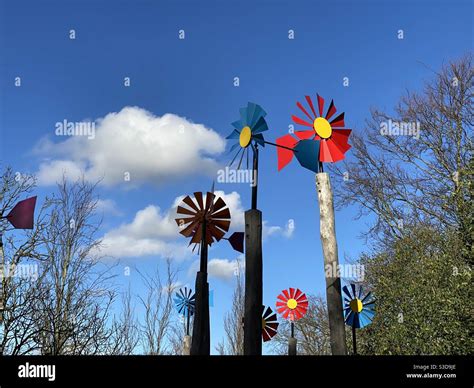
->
left=0, top=196, right=37, bottom=323
left=226, top=102, right=277, bottom=355
left=343, top=284, right=375, bottom=355
left=275, top=94, right=352, bottom=355
left=174, top=287, right=195, bottom=336
left=262, top=306, right=279, bottom=342
left=175, top=191, right=243, bottom=355
left=277, top=94, right=351, bottom=173
left=276, top=288, right=308, bottom=355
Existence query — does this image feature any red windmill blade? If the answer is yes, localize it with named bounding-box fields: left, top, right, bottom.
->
left=3, top=196, right=37, bottom=229
left=175, top=192, right=244, bottom=253
left=277, top=94, right=352, bottom=173
left=262, top=305, right=279, bottom=342
left=276, top=287, right=308, bottom=321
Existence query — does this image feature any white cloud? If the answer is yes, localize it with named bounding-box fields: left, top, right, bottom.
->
left=34, top=106, right=226, bottom=187
left=96, top=199, right=122, bottom=216
left=188, top=258, right=244, bottom=282
left=94, top=203, right=186, bottom=259
left=262, top=219, right=295, bottom=239
left=93, top=191, right=293, bottom=260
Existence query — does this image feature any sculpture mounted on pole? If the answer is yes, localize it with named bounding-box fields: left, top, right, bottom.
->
left=175, top=191, right=243, bottom=355
left=276, top=94, right=352, bottom=355
left=275, top=287, right=308, bottom=355
left=174, top=287, right=195, bottom=355
left=343, top=284, right=375, bottom=355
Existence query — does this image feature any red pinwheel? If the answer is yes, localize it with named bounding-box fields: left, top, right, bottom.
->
left=276, top=288, right=308, bottom=321
left=277, top=94, right=352, bottom=173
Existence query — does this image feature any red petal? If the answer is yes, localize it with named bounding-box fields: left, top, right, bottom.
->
left=291, top=115, right=312, bottom=127
left=305, top=95, right=317, bottom=117
left=317, top=94, right=324, bottom=116
left=326, top=100, right=337, bottom=120
left=319, top=140, right=333, bottom=162
left=332, top=129, right=352, bottom=152
left=297, top=101, right=314, bottom=122
left=294, top=288, right=302, bottom=299
left=330, top=112, right=345, bottom=128
left=276, top=134, right=298, bottom=171
left=295, top=130, right=315, bottom=140
left=326, top=139, right=345, bottom=162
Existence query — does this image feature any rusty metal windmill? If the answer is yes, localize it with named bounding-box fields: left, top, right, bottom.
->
left=175, top=191, right=243, bottom=355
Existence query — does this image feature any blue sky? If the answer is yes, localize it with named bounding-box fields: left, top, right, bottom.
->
left=0, top=0, right=472, bottom=353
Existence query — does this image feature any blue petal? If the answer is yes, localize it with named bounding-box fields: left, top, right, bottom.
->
left=252, top=116, right=268, bottom=134
left=226, top=129, right=241, bottom=139
left=294, top=140, right=320, bottom=173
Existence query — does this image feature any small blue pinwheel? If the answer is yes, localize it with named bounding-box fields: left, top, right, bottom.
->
left=343, top=283, right=375, bottom=355
left=174, top=287, right=195, bottom=335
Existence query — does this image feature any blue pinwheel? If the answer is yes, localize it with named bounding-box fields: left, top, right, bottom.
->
left=343, top=284, right=375, bottom=354
left=174, top=287, right=195, bottom=335
left=226, top=102, right=269, bottom=169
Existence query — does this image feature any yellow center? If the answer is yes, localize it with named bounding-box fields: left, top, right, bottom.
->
left=262, top=318, right=266, bottom=327
left=313, top=117, right=332, bottom=139
left=350, top=298, right=363, bottom=313
left=287, top=298, right=297, bottom=310
left=239, top=126, right=252, bottom=148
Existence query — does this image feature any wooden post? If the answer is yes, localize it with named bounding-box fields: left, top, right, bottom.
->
left=243, top=209, right=263, bottom=355
left=316, top=172, right=347, bottom=355
left=182, top=335, right=191, bottom=355
left=190, top=220, right=210, bottom=355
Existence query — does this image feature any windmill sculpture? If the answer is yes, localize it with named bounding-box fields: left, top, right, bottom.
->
left=174, top=287, right=195, bottom=355
left=226, top=102, right=290, bottom=355
left=276, top=94, right=352, bottom=355
left=0, top=196, right=37, bottom=328
left=276, top=288, right=308, bottom=355
left=175, top=191, right=243, bottom=355
left=262, top=305, right=279, bottom=343
left=343, top=284, right=375, bottom=355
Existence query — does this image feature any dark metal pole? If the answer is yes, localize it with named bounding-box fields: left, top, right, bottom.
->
left=251, top=145, right=259, bottom=210
left=186, top=308, right=190, bottom=336
left=288, top=322, right=297, bottom=355
left=190, top=219, right=210, bottom=355
left=352, top=326, right=357, bottom=355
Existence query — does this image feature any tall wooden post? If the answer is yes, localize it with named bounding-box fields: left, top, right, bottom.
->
left=316, top=172, right=347, bottom=355
left=244, top=146, right=263, bottom=355
left=190, top=220, right=210, bottom=355
left=243, top=209, right=263, bottom=355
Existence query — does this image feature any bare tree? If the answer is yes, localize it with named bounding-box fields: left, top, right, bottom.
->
left=216, top=261, right=244, bottom=355
left=333, top=54, right=473, bottom=250
left=34, top=177, right=116, bottom=355
left=0, top=167, right=50, bottom=355
left=137, top=259, right=177, bottom=355
left=167, top=318, right=188, bottom=355
left=107, top=285, right=139, bottom=355
left=271, top=295, right=331, bottom=355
